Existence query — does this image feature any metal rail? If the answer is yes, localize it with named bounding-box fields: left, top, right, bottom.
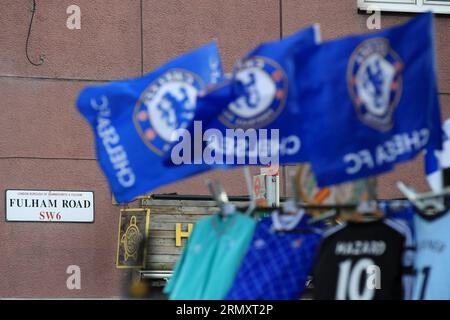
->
left=140, top=270, right=172, bottom=280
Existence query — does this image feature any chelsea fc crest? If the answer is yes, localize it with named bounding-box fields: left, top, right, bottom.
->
left=347, top=38, right=403, bottom=132
left=133, top=69, right=203, bottom=155
left=218, top=56, right=287, bottom=129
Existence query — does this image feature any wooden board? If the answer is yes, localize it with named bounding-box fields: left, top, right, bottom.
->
left=142, top=198, right=249, bottom=271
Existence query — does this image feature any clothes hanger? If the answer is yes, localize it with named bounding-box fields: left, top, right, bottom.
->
left=206, top=179, right=236, bottom=218
left=272, top=179, right=319, bottom=233
left=352, top=200, right=384, bottom=223
left=216, top=182, right=236, bottom=216
left=290, top=169, right=339, bottom=224
left=307, top=209, right=337, bottom=225
left=306, top=181, right=383, bottom=224
left=311, top=202, right=382, bottom=224
left=396, top=181, right=450, bottom=216
left=280, top=199, right=301, bottom=215
left=332, top=179, right=385, bottom=224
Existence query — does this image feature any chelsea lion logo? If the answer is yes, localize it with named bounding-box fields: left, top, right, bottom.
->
left=133, top=69, right=203, bottom=155
left=218, top=57, right=287, bottom=129
left=347, top=38, right=403, bottom=131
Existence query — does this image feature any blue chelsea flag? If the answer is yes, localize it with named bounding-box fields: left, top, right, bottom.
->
left=167, top=25, right=320, bottom=168
left=296, top=13, right=442, bottom=187
left=76, top=42, right=223, bottom=203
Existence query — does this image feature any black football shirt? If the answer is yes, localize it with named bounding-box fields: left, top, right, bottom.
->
left=313, top=219, right=414, bottom=300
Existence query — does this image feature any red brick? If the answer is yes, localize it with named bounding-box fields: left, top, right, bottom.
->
left=0, top=0, right=141, bottom=80
left=142, top=0, right=280, bottom=73
left=0, top=158, right=121, bottom=298
left=0, top=78, right=95, bottom=159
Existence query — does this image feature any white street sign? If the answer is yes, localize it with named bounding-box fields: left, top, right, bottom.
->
left=6, top=190, right=94, bottom=223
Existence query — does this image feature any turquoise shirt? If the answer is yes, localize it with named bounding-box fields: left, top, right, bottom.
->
left=164, top=212, right=256, bottom=300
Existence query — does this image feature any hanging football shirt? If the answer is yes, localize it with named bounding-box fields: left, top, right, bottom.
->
left=164, top=212, right=256, bottom=300
left=412, top=210, right=450, bottom=300
left=378, top=200, right=416, bottom=238
left=225, top=211, right=324, bottom=300
left=313, top=219, right=414, bottom=300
